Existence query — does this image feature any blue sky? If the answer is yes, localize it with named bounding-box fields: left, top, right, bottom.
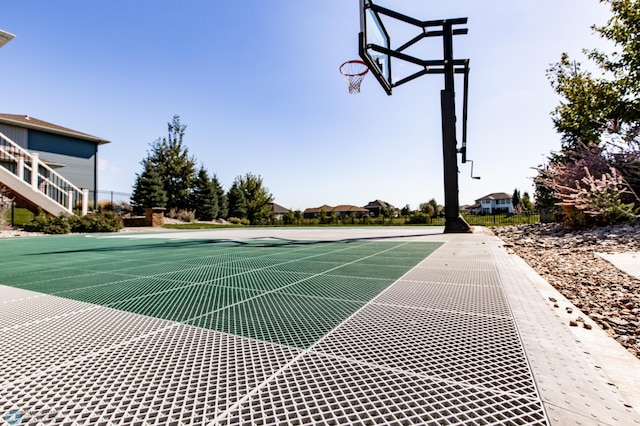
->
left=1, top=1, right=612, bottom=211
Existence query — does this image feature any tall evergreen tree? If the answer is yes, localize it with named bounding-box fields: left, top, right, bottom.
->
left=512, top=189, right=521, bottom=212
left=237, top=173, right=274, bottom=225
left=146, top=115, right=197, bottom=211
left=212, top=174, right=228, bottom=219
left=227, top=180, right=247, bottom=219
left=191, top=166, right=218, bottom=221
left=130, top=160, right=167, bottom=214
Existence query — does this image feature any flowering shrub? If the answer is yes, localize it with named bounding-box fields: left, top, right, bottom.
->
left=555, top=167, right=637, bottom=227
left=537, top=143, right=639, bottom=227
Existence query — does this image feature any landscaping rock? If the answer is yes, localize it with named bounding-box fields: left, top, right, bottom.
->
left=492, top=223, right=640, bottom=359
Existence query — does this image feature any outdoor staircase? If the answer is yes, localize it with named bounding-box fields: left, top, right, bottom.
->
left=0, top=131, right=88, bottom=216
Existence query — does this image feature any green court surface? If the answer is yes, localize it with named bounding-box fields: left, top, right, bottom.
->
left=0, top=234, right=442, bottom=349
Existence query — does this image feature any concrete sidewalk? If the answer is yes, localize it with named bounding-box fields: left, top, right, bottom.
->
left=596, top=251, right=640, bottom=280
left=1, top=226, right=639, bottom=425
left=486, top=230, right=640, bottom=425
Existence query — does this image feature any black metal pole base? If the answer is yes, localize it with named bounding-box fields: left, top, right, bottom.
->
left=444, top=215, right=473, bottom=233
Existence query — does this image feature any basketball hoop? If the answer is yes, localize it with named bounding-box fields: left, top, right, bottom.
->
left=339, top=60, right=369, bottom=94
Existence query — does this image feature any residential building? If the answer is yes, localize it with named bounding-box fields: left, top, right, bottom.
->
left=270, top=203, right=290, bottom=221
left=470, top=192, right=514, bottom=214
left=0, top=114, right=109, bottom=214
left=364, top=199, right=395, bottom=217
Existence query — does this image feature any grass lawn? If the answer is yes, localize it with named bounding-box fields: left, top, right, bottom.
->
left=3, top=207, right=34, bottom=226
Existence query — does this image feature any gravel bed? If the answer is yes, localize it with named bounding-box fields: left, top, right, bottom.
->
left=492, top=223, right=640, bottom=359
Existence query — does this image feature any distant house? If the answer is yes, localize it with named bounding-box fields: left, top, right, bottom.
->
left=0, top=114, right=109, bottom=210
left=333, top=205, right=369, bottom=218
left=303, top=204, right=369, bottom=219
left=470, top=192, right=514, bottom=214
left=303, top=205, right=333, bottom=219
left=364, top=199, right=395, bottom=217
left=270, top=203, right=290, bottom=220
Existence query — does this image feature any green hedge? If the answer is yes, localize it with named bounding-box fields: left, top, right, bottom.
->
left=23, top=211, right=123, bottom=234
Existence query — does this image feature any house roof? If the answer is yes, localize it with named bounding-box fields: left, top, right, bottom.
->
left=364, top=199, right=393, bottom=209
left=333, top=205, right=368, bottom=213
left=304, top=205, right=368, bottom=214
left=475, top=192, right=512, bottom=202
left=304, top=204, right=333, bottom=214
left=271, top=203, right=290, bottom=214
left=0, top=114, right=110, bottom=145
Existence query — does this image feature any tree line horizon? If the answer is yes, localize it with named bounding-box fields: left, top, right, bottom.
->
left=131, top=116, right=532, bottom=224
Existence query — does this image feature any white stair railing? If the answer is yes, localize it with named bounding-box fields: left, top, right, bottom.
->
left=0, top=130, right=87, bottom=215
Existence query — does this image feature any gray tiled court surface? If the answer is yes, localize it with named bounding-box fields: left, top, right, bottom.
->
left=1, top=227, right=639, bottom=425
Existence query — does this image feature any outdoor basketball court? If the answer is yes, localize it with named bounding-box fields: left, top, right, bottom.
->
left=1, top=228, right=444, bottom=350
left=2, top=226, right=639, bottom=425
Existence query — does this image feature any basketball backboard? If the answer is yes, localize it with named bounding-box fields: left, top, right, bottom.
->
left=359, top=0, right=392, bottom=95
left=0, top=29, right=15, bottom=48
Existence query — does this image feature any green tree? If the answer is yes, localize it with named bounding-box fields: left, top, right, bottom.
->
left=407, top=212, right=429, bottom=224
left=589, top=0, right=640, bottom=197
left=547, top=54, right=621, bottom=148
left=318, top=209, right=327, bottom=224
left=427, top=198, right=440, bottom=218
left=327, top=210, right=337, bottom=224
left=191, top=166, right=218, bottom=221
left=512, top=189, right=521, bottom=212
left=130, top=160, right=167, bottom=214
left=381, top=204, right=396, bottom=222
left=537, top=0, right=640, bottom=219
left=588, top=0, right=640, bottom=104
left=418, top=202, right=434, bottom=217
left=546, top=0, right=640, bottom=148
left=211, top=175, right=227, bottom=219
left=283, top=209, right=295, bottom=225
left=145, top=115, right=197, bottom=211
left=227, top=180, right=247, bottom=220
left=521, top=191, right=534, bottom=212
left=236, top=173, right=274, bottom=225
left=401, top=204, right=411, bottom=218
left=547, top=0, right=640, bottom=149
left=345, top=212, right=356, bottom=225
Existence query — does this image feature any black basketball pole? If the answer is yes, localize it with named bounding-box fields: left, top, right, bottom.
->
left=441, top=22, right=471, bottom=233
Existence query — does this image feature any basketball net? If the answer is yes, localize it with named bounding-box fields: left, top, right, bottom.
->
left=340, top=60, right=369, bottom=94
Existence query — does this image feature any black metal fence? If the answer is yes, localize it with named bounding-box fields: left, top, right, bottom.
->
left=461, top=213, right=540, bottom=226
left=92, top=191, right=132, bottom=209
left=283, top=213, right=540, bottom=227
